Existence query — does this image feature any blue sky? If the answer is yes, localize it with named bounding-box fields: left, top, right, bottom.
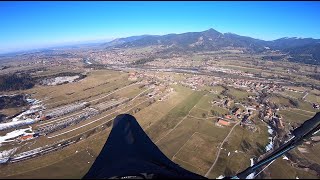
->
left=1, top=1, right=320, bottom=54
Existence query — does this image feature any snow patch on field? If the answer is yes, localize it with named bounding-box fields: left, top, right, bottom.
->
left=246, top=158, right=255, bottom=179
left=47, top=76, right=80, bottom=86
left=217, top=175, right=225, bottom=179
left=0, top=147, right=18, bottom=164
left=267, top=125, right=274, bottom=135
left=0, top=118, right=37, bottom=132
left=266, top=126, right=274, bottom=152
left=0, top=97, right=44, bottom=131
left=0, top=126, right=33, bottom=145
left=283, top=155, right=289, bottom=160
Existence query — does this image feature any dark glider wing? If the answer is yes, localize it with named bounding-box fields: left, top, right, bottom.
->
left=83, top=114, right=205, bottom=179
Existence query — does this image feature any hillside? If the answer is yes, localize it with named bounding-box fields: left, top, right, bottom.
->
left=103, top=28, right=320, bottom=65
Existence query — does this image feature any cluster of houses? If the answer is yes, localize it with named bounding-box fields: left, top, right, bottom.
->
left=212, top=96, right=257, bottom=130
left=261, top=104, right=286, bottom=130
left=313, top=103, right=320, bottom=109
left=180, top=76, right=206, bottom=90
left=231, top=79, right=283, bottom=93
left=179, top=75, right=221, bottom=91
left=147, top=56, right=203, bottom=68
left=204, top=66, right=254, bottom=78
left=89, top=48, right=158, bottom=65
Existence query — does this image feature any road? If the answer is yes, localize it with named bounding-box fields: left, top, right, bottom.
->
left=205, top=120, right=241, bottom=178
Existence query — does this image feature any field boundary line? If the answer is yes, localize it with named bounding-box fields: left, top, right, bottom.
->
left=144, top=93, right=192, bottom=131
left=187, top=115, right=214, bottom=120
left=194, top=106, right=209, bottom=112
left=291, top=108, right=315, bottom=114
left=172, top=132, right=196, bottom=159
left=155, top=102, right=199, bottom=144
left=155, top=92, right=207, bottom=144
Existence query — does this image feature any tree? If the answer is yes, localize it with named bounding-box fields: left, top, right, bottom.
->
left=289, top=98, right=299, bottom=107
left=210, top=110, right=221, bottom=116
left=211, top=110, right=215, bottom=116
left=202, top=113, right=206, bottom=118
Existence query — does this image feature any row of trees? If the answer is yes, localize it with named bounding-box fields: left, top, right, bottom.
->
left=0, top=71, right=87, bottom=92
left=210, top=109, right=224, bottom=117
left=0, top=94, right=28, bottom=110
left=308, top=74, right=320, bottom=81
left=131, top=56, right=155, bottom=65
left=0, top=114, right=6, bottom=122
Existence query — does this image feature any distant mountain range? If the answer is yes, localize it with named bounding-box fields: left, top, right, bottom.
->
left=103, top=28, right=320, bottom=65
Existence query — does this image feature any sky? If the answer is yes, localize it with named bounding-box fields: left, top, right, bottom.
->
left=1, top=1, right=320, bottom=54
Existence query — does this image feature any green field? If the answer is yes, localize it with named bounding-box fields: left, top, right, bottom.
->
left=188, top=94, right=216, bottom=118
left=211, top=105, right=229, bottom=115
left=226, top=87, right=254, bottom=101
left=7, top=150, right=95, bottom=179
left=305, top=93, right=320, bottom=104
left=145, top=89, right=205, bottom=142
left=269, top=96, right=292, bottom=107
left=279, top=109, right=315, bottom=124
left=297, top=101, right=319, bottom=112
left=268, top=158, right=318, bottom=179
left=280, top=90, right=304, bottom=99
left=173, top=132, right=221, bottom=175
